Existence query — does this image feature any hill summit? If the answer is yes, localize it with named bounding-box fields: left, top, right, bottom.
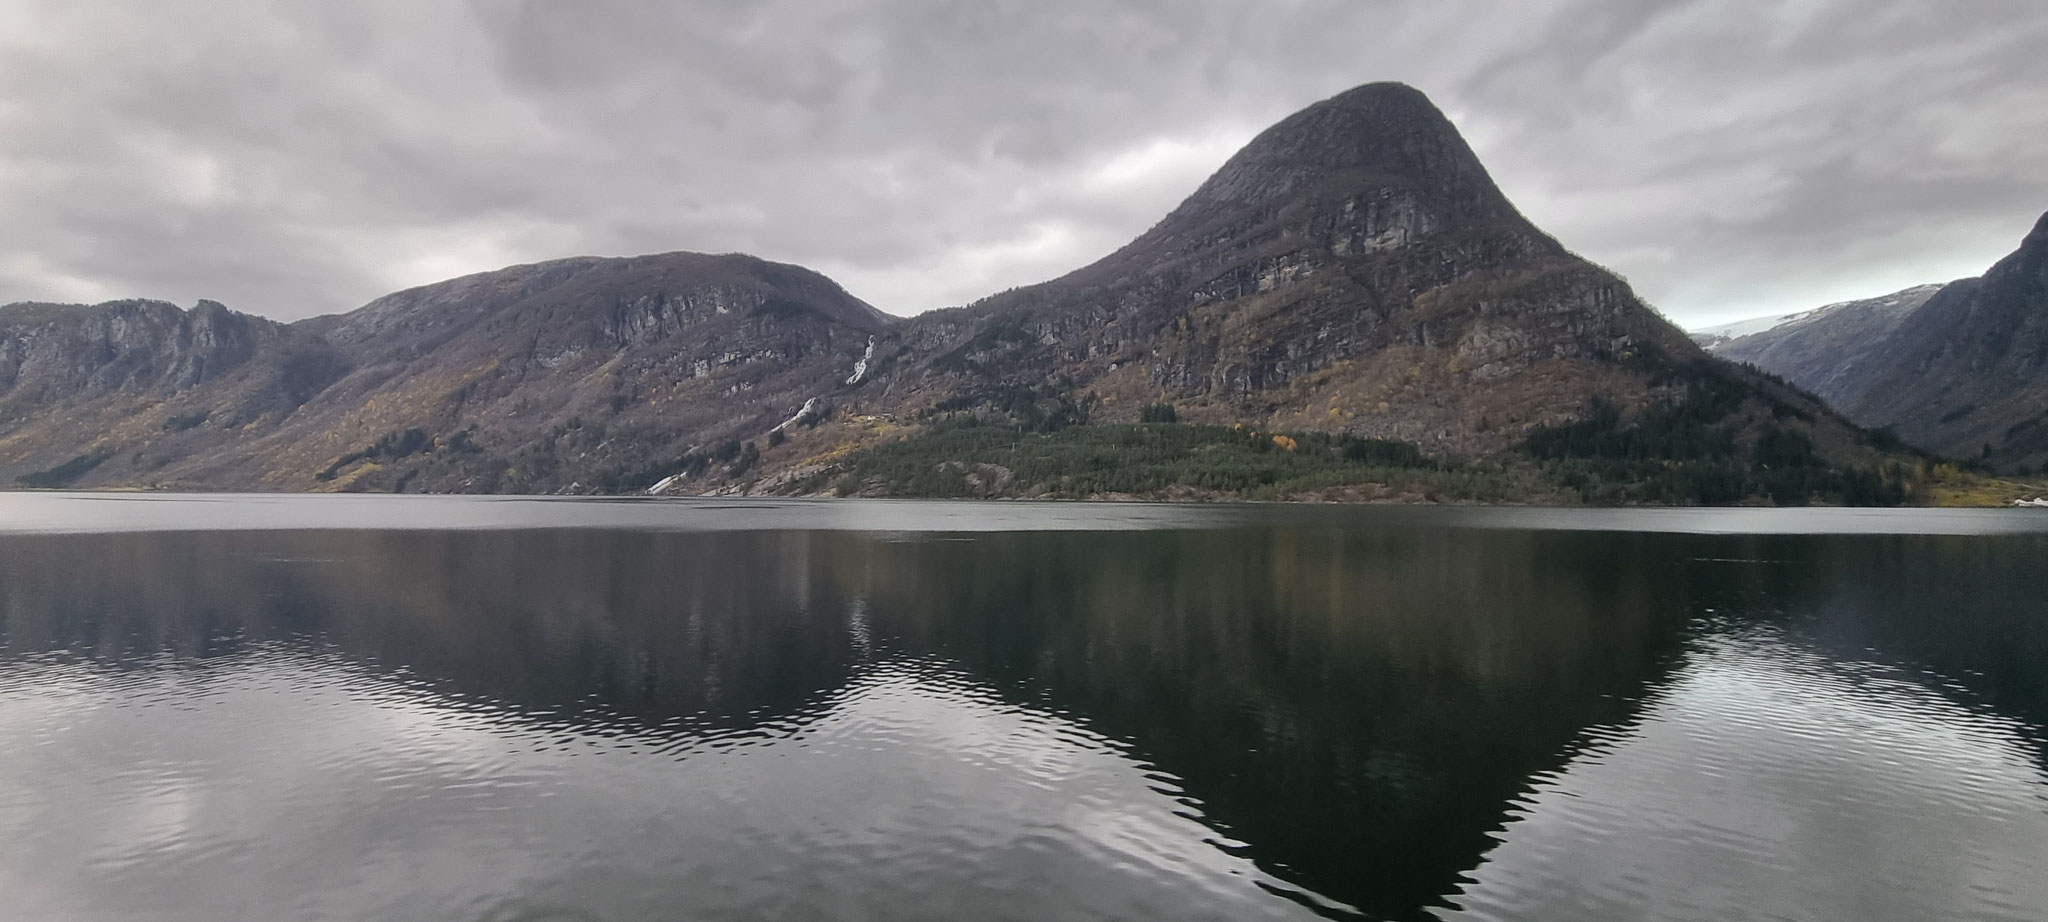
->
left=846, top=83, right=1848, bottom=467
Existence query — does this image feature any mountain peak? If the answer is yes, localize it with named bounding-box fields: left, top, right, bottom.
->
left=1305, top=80, right=1453, bottom=137
left=1177, top=82, right=1509, bottom=220
left=1065, top=82, right=1535, bottom=289
left=2017, top=210, right=2048, bottom=257
left=1325, top=80, right=1433, bottom=105
left=1983, top=209, right=2048, bottom=290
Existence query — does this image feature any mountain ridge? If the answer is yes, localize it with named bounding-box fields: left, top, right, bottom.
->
left=1697, top=213, right=2048, bottom=473
left=1690, top=283, right=1947, bottom=350
left=1697, top=283, right=1947, bottom=409
left=0, top=82, right=1912, bottom=502
left=1842, top=212, right=2048, bottom=471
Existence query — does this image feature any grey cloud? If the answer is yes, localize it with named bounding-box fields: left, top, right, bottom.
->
left=1446, top=1, right=2048, bottom=323
left=0, top=0, right=2042, bottom=326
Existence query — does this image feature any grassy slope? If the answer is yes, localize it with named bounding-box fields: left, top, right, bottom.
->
left=771, top=423, right=1557, bottom=502
left=1912, top=465, right=2048, bottom=507
left=765, top=384, right=1979, bottom=506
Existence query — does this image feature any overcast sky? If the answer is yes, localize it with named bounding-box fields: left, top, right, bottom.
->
left=2, top=1, right=2043, bottom=329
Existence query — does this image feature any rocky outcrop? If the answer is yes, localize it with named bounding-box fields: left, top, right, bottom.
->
left=0, top=300, right=349, bottom=486
left=1, top=299, right=285, bottom=406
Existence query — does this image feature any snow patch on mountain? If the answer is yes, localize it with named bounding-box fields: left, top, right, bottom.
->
left=1690, top=284, right=1947, bottom=350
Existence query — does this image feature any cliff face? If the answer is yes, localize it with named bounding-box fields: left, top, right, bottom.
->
left=1, top=299, right=299, bottom=405
left=0, top=300, right=348, bottom=485
left=0, top=82, right=1882, bottom=495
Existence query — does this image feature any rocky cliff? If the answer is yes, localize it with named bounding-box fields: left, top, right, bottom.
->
left=0, top=299, right=346, bottom=485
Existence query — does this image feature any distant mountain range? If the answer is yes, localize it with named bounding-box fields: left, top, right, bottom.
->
left=1697, top=213, right=2048, bottom=474
left=0, top=83, right=1951, bottom=502
left=1689, top=284, right=1947, bottom=352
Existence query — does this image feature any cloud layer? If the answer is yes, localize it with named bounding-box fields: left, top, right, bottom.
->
left=1, top=1, right=2043, bottom=327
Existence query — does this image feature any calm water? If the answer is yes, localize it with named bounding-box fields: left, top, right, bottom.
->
left=1, top=495, right=2044, bottom=921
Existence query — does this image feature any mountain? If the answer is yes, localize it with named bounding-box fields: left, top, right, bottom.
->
left=1840, top=214, right=2048, bottom=471
left=868, top=83, right=1705, bottom=454
left=0, top=82, right=1903, bottom=502
left=1698, top=213, right=2048, bottom=473
left=0, top=298, right=348, bottom=486
left=1695, top=284, right=1946, bottom=407
left=804, top=83, right=1889, bottom=501
left=260, top=252, right=891, bottom=493
left=2, top=254, right=887, bottom=491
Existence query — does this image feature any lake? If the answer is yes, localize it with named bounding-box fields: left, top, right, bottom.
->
left=1, top=494, right=2044, bottom=921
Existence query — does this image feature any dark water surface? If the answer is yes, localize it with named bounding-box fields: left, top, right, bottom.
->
left=1, top=495, right=2044, bottom=921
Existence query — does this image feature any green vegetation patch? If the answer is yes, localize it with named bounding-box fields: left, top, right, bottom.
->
left=162, top=410, right=211, bottom=432
left=780, top=422, right=1493, bottom=500
left=16, top=449, right=117, bottom=488
left=1523, top=391, right=1908, bottom=506
left=316, top=427, right=433, bottom=482
left=1138, top=403, right=1178, bottom=424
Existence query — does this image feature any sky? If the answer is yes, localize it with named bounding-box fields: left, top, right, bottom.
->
left=0, top=1, right=2043, bottom=330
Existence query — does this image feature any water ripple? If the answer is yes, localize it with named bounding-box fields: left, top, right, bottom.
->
left=1441, top=627, right=2048, bottom=922
left=0, top=647, right=1327, bottom=922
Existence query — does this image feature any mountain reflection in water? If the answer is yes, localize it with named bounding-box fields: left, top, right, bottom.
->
left=0, top=504, right=2044, bottom=921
